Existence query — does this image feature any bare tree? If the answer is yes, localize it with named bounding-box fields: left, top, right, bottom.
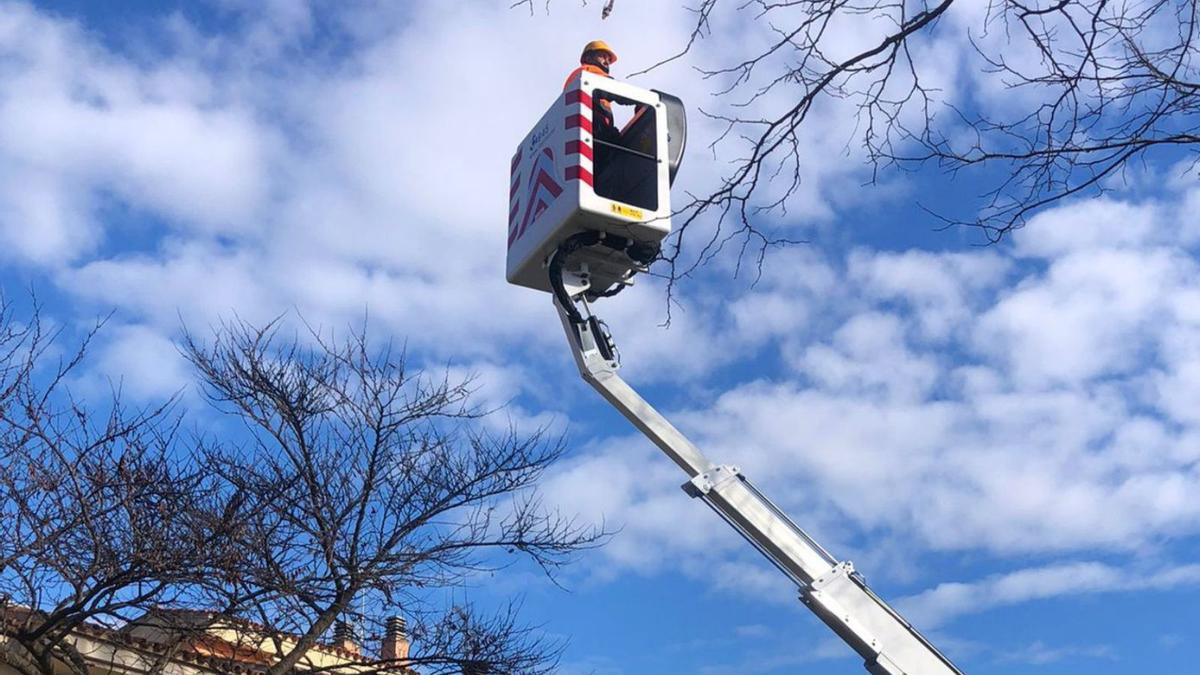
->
left=182, top=318, right=603, bottom=675
left=2, top=301, right=603, bottom=675
left=519, top=1, right=1200, bottom=275
left=0, top=298, right=238, bottom=675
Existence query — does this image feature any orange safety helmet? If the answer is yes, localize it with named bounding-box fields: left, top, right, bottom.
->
left=581, top=40, right=618, bottom=64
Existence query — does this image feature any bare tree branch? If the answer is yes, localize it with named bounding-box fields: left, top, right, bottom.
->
left=526, top=1, right=1200, bottom=288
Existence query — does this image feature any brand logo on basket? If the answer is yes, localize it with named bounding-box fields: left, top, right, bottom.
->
left=529, top=123, right=552, bottom=151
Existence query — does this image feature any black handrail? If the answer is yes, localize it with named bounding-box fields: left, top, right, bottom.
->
left=593, top=138, right=657, bottom=162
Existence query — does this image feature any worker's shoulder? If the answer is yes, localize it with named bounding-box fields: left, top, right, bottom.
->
left=563, top=65, right=611, bottom=90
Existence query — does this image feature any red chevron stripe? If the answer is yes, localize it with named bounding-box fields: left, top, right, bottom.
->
left=532, top=170, right=563, bottom=198
left=512, top=149, right=564, bottom=248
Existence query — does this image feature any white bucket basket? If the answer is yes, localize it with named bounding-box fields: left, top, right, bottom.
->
left=506, top=72, right=683, bottom=293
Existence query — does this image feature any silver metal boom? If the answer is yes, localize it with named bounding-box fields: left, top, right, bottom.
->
left=555, top=287, right=964, bottom=675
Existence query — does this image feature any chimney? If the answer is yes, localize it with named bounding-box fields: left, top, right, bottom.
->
left=381, top=615, right=410, bottom=662
left=333, top=621, right=360, bottom=655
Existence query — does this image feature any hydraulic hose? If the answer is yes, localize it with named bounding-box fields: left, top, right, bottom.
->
left=548, top=231, right=603, bottom=324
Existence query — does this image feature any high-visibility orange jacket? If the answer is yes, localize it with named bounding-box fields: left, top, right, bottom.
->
left=563, top=64, right=610, bottom=91
left=563, top=64, right=616, bottom=140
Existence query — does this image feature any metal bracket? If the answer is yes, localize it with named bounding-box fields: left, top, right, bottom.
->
left=801, top=561, right=884, bottom=657
left=812, top=560, right=857, bottom=589
left=682, top=464, right=741, bottom=498
left=558, top=265, right=591, bottom=297
left=557, top=296, right=620, bottom=377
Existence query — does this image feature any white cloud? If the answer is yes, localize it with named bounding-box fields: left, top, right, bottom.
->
left=793, top=311, right=941, bottom=401
left=0, top=2, right=274, bottom=268
left=0, top=166, right=96, bottom=265
left=733, top=624, right=772, bottom=639
left=537, top=187, right=1200, bottom=627
left=849, top=249, right=1011, bottom=342
left=1012, top=199, right=1162, bottom=259
left=0, top=0, right=929, bottom=402
left=91, top=323, right=194, bottom=402
left=61, top=241, right=275, bottom=327
left=974, top=247, right=1190, bottom=387
left=997, top=641, right=1116, bottom=665
left=898, top=561, right=1200, bottom=628
left=0, top=0, right=768, bottom=377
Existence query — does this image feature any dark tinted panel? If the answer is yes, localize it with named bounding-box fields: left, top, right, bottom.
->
left=592, top=90, right=658, bottom=212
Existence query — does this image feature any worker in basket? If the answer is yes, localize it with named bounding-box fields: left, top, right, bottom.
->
left=563, top=40, right=630, bottom=145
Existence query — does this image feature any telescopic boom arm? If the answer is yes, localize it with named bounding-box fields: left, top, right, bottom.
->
left=552, top=260, right=964, bottom=675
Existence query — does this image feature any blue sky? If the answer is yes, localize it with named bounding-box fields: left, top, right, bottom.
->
left=2, top=1, right=1199, bottom=673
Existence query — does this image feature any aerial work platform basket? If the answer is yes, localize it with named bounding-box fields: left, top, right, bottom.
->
left=506, top=72, right=686, bottom=293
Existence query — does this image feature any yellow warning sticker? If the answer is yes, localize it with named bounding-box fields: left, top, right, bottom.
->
left=610, top=203, right=644, bottom=220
